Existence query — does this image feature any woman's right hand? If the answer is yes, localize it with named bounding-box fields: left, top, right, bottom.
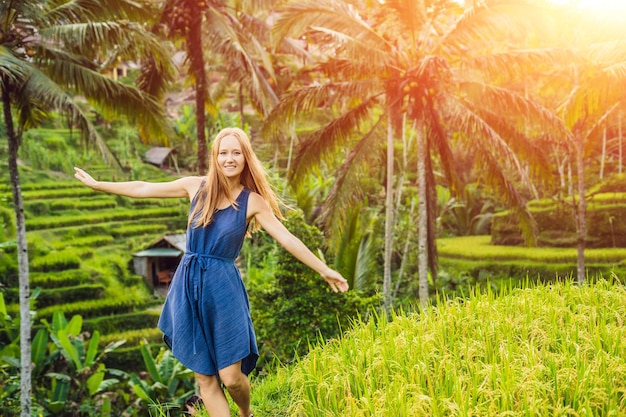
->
left=74, top=167, right=98, bottom=189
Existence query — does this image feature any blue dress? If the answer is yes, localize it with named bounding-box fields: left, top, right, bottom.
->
left=158, top=187, right=258, bottom=376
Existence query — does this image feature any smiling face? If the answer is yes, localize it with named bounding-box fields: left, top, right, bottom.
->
left=217, top=134, right=246, bottom=180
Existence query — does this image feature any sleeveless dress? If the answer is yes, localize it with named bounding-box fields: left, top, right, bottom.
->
left=158, top=187, right=258, bottom=376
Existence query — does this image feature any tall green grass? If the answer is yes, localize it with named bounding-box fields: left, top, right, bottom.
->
left=266, top=278, right=626, bottom=416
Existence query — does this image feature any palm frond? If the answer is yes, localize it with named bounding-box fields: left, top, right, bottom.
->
left=273, top=0, right=394, bottom=65
left=262, top=79, right=381, bottom=140
left=312, top=57, right=395, bottom=81
left=583, top=101, right=621, bottom=153
left=0, top=47, right=30, bottom=83
left=206, top=8, right=279, bottom=117
left=449, top=104, right=537, bottom=243
left=441, top=0, right=552, bottom=56
left=318, top=116, right=386, bottom=228
left=584, top=40, right=626, bottom=66
left=603, top=61, right=626, bottom=81
left=290, top=98, right=380, bottom=181
left=17, top=66, right=122, bottom=167
left=460, top=48, right=576, bottom=80
left=459, top=81, right=569, bottom=138
left=40, top=51, right=172, bottom=142
left=43, top=0, right=155, bottom=25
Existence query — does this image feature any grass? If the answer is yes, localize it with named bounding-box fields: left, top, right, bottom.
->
left=437, top=235, right=626, bottom=264
left=262, top=278, right=626, bottom=416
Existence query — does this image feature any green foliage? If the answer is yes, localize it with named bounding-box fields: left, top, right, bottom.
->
left=1, top=310, right=130, bottom=416
left=283, top=279, right=626, bottom=416
left=30, top=269, right=98, bottom=288
left=0, top=293, right=22, bottom=416
left=32, top=296, right=146, bottom=322
left=127, top=341, right=196, bottom=415
left=30, top=249, right=85, bottom=272
left=493, top=192, right=626, bottom=247
left=439, top=235, right=626, bottom=264
left=110, top=223, right=168, bottom=238
left=3, top=284, right=105, bottom=308
left=0, top=205, right=15, bottom=239
left=26, top=207, right=185, bottom=231
left=250, top=210, right=380, bottom=370
left=438, top=184, right=495, bottom=237
left=84, top=311, right=162, bottom=335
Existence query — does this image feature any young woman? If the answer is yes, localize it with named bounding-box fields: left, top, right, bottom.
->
left=74, top=127, right=349, bottom=417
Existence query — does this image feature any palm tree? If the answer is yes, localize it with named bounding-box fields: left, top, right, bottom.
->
left=265, top=0, right=565, bottom=307
left=533, top=3, right=626, bottom=284
left=558, top=49, right=626, bottom=283
left=0, top=1, right=174, bottom=415
left=159, top=0, right=293, bottom=174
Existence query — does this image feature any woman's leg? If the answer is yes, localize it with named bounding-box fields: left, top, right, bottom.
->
left=218, top=361, right=253, bottom=417
left=195, top=373, right=231, bottom=417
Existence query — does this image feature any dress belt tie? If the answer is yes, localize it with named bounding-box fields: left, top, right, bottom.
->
left=182, top=251, right=234, bottom=355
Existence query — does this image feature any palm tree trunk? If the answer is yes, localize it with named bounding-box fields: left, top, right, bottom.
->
left=417, top=122, right=428, bottom=306
left=600, top=126, right=606, bottom=179
left=575, top=133, right=586, bottom=284
left=383, top=115, right=394, bottom=313
left=617, top=109, right=623, bottom=174
left=2, top=83, right=32, bottom=417
left=189, top=13, right=208, bottom=175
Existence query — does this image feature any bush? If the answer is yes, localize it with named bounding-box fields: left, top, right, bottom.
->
left=250, top=210, right=380, bottom=371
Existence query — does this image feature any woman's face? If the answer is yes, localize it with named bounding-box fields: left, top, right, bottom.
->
left=217, top=134, right=246, bottom=179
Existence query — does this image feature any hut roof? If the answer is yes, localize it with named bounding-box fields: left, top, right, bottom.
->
left=145, top=147, right=175, bottom=166
left=132, top=233, right=186, bottom=258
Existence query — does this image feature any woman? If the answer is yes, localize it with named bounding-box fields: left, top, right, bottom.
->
left=74, top=127, right=349, bottom=417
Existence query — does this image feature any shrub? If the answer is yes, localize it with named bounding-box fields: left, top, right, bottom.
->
left=250, top=210, right=380, bottom=371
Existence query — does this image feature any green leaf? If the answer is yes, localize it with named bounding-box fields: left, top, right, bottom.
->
left=86, top=364, right=105, bottom=396
left=52, top=311, right=67, bottom=332
left=51, top=375, right=70, bottom=403
left=129, top=373, right=154, bottom=402
left=31, top=328, right=49, bottom=371
left=48, top=401, right=65, bottom=413
left=85, top=330, right=100, bottom=367
left=66, top=314, right=83, bottom=336
left=140, top=341, right=162, bottom=384
left=57, top=328, right=83, bottom=370
left=0, top=292, right=7, bottom=318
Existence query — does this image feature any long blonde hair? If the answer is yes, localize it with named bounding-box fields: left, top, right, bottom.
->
left=189, top=127, right=283, bottom=230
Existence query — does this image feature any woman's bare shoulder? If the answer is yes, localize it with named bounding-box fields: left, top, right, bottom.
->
left=175, top=175, right=205, bottom=199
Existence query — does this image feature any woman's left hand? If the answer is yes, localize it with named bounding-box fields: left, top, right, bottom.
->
left=322, top=269, right=349, bottom=293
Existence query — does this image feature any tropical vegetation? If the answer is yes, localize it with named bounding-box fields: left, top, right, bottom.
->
left=1, top=0, right=626, bottom=415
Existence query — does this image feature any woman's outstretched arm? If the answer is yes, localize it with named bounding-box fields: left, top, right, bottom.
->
left=73, top=167, right=203, bottom=200
left=247, top=192, right=349, bottom=293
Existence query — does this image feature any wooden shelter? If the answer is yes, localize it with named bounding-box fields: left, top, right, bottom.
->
left=132, top=234, right=186, bottom=288
left=144, top=147, right=179, bottom=173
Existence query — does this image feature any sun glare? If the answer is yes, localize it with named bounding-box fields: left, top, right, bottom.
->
left=549, top=0, right=626, bottom=15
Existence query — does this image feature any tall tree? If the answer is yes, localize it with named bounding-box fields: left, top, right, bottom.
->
left=265, top=0, right=563, bottom=306
left=0, top=1, right=173, bottom=415
left=536, top=3, right=626, bottom=283
left=160, top=0, right=290, bottom=174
